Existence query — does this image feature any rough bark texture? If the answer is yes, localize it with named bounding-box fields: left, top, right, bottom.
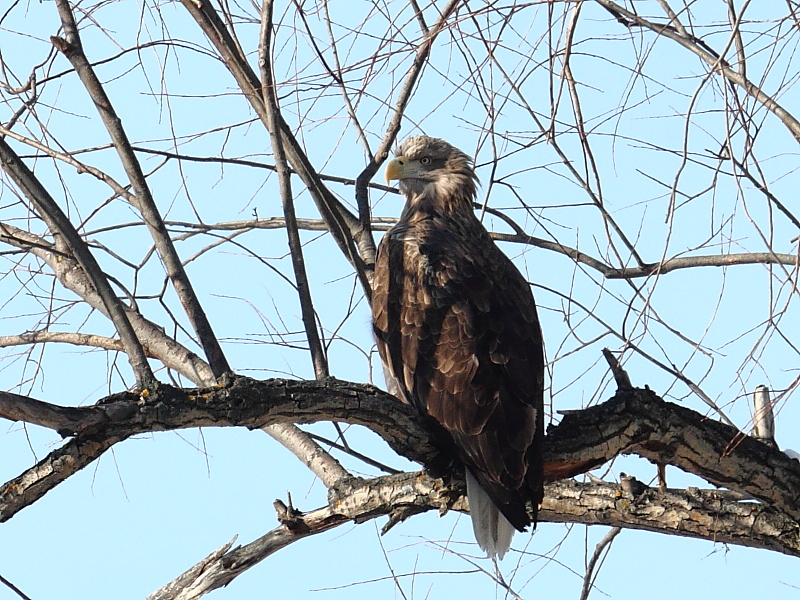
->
left=541, top=480, right=800, bottom=556
left=3, top=375, right=800, bottom=598
left=545, top=388, right=800, bottom=521
left=2, top=379, right=798, bottom=529
left=146, top=472, right=800, bottom=600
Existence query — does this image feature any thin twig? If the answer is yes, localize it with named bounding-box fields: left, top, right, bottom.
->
left=596, top=0, right=800, bottom=141
left=579, top=527, right=622, bottom=600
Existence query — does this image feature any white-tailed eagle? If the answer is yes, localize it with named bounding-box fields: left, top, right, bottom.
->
left=372, top=136, right=545, bottom=559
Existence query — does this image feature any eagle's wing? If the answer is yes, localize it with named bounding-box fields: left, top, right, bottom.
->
left=373, top=214, right=544, bottom=530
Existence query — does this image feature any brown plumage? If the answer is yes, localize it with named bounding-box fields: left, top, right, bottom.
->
left=372, top=136, right=545, bottom=559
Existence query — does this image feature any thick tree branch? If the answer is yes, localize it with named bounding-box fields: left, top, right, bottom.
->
left=0, top=430, right=131, bottom=522
left=0, top=378, right=421, bottom=522
left=544, top=387, right=800, bottom=521
left=0, top=390, right=108, bottom=436
left=3, top=375, right=799, bottom=598
left=148, top=473, right=800, bottom=600
left=542, top=480, right=800, bottom=556
left=146, top=472, right=466, bottom=600
left=147, top=538, right=241, bottom=600
left=3, top=379, right=799, bottom=534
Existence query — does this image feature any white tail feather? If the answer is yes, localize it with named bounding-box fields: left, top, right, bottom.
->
left=466, top=470, right=515, bottom=560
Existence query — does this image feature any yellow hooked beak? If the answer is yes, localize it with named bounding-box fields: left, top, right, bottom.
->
left=384, top=156, right=406, bottom=184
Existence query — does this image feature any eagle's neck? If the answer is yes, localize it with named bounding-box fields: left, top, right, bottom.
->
left=398, top=173, right=476, bottom=221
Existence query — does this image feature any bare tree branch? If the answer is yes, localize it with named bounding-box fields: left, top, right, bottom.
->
left=260, top=423, right=349, bottom=488
left=258, top=0, right=329, bottom=380
left=0, top=330, right=125, bottom=353
left=0, top=223, right=214, bottom=383
left=579, top=527, right=621, bottom=600
left=0, top=573, right=33, bottom=600
left=3, top=379, right=799, bottom=540
left=354, top=0, right=464, bottom=274
left=77, top=214, right=800, bottom=280
left=178, top=0, right=372, bottom=296
left=0, top=429, right=130, bottom=522
left=51, top=0, right=231, bottom=380
left=596, top=0, right=800, bottom=142
left=0, top=140, right=155, bottom=388
left=0, top=390, right=109, bottom=435
left=4, top=2, right=800, bottom=596
left=146, top=472, right=800, bottom=600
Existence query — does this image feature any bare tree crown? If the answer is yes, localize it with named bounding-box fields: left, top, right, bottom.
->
left=1, top=1, right=799, bottom=599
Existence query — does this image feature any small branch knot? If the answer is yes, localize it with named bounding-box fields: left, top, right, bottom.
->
left=274, top=493, right=304, bottom=531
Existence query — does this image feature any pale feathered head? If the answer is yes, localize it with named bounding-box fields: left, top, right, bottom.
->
left=385, top=136, right=478, bottom=208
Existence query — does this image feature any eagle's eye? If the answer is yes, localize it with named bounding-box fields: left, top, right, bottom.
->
left=420, top=157, right=432, bottom=165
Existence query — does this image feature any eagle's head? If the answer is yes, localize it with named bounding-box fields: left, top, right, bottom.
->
left=385, top=136, right=478, bottom=209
